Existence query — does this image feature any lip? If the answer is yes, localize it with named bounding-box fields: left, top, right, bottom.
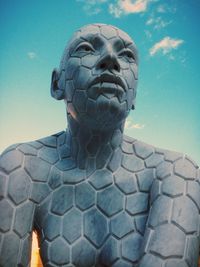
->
left=88, top=73, right=126, bottom=91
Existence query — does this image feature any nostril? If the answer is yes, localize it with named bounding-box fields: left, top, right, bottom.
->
left=114, top=64, right=119, bottom=71
left=100, top=63, right=106, bottom=69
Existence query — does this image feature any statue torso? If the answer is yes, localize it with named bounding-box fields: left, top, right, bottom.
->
left=3, top=131, right=188, bottom=267
left=31, top=132, right=163, bottom=267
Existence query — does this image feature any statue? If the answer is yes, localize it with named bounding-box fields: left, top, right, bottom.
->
left=0, top=24, right=199, bottom=267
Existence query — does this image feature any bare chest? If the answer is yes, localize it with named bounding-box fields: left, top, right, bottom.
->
left=35, top=165, right=153, bottom=266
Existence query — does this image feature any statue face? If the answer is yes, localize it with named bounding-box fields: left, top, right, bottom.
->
left=60, top=24, right=138, bottom=130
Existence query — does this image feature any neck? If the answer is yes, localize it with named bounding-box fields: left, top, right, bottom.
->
left=65, top=115, right=125, bottom=171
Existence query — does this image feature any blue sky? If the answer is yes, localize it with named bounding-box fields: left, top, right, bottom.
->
left=0, top=0, right=200, bottom=164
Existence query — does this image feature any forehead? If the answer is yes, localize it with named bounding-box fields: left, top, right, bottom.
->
left=68, top=24, right=137, bottom=53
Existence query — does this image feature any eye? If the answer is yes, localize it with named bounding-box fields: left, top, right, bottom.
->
left=75, top=42, right=94, bottom=53
left=119, top=49, right=135, bottom=62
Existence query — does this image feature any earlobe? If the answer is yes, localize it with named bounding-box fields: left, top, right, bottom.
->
left=50, top=68, right=65, bottom=100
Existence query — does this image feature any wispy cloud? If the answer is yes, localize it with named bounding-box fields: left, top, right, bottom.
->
left=27, top=52, right=37, bottom=59
left=77, top=0, right=107, bottom=15
left=109, top=0, right=151, bottom=17
left=146, top=16, right=172, bottom=30
left=125, top=119, right=145, bottom=130
left=150, top=37, right=184, bottom=56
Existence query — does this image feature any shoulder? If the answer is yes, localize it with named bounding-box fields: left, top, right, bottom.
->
left=0, top=131, right=65, bottom=181
left=122, top=135, right=199, bottom=180
left=0, top=131, right=65, bottom=204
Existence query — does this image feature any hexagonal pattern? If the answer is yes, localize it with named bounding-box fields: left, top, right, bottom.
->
left=63, top=208, right=82, bottom=243
left=72, top=239, right=96, bottom=267
left=122, top=233, right=143, bottom=262
left=114, top=167, right=137, bottom=194
left=84, top=208, right=108, bottom=247
left=30, top=182, right=51, bottom=204
left=162, top=175, right=184, bottom=197
left=0, top=174, right=6, bottom=198
left=63, top=168, right=86, bottom=184
left=137, top=168, right=155, bottom=192
left=13, top=202, right=35, bottom=237
left=149, top=224, right=186, bottom=257
left=25, top=156, right=51, bottom=182
left=51, top=186, right=73, bottom=215
left=0, top=150, right=23, bottom=173
left=148, top=195, right=172, bottom=227
left=134, top=141, right=154, bottom=159
left=99, top=236, right=119, bottom=265
left=174, top=158, right=196, bottom=179
left=122, top=154, right=144, bottom=172
left=43, top=214, right=61, bottom=241
left=75, top=182, right=95, bottom=210
left=0, top=232, right=20, bottom=266
left=0, top=23, right=199, bottom=267
left=38, top=147, right=59, bottom=164
left=126, top=192, right=148, bottom=215
left=89, top=169, right=113, bottom=189
left=172, top=196, right=199, bottom=233
left=0, top=199, right=14, bottom=232
left=8, top=169, right=31, bottom=205
left=156, top=161, right=173, bottom=179
left=111, top=211, right=134, bottom=238
left=97, top=186, right=124, bottom=216
left=49, top=237, right=70, bottom=265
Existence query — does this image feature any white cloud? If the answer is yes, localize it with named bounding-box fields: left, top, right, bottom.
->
left=27, top=52, right=37, bottom=59
left=120, top=0, right=150, bottom=13
left=77, top=0, right=107, bottom=15
left=156, top=5, right=166, bottom=13
left=146, top=16, right=172, bottom=30
left=109, top=0, right=151, bottom=18
left=125, top=119, right=145, bottom=130
left=109, top=3, right=122, bottom=17
left=150, top=37, right=184, bottom=56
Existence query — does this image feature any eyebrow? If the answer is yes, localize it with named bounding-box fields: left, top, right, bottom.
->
left=69, top=32, right=138, bottom=60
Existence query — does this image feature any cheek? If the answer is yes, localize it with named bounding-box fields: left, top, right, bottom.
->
left=122, top=66, right=137, bottom=90
left=73, top=66, right=92, bottom=90
left=65, top=57, right=81, bottom=80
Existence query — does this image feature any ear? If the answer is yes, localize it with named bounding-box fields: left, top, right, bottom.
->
left=50, top=68, right=65, bottom=100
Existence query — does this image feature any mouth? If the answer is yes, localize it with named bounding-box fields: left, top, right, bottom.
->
left=87, top=73, right=126, bottom=99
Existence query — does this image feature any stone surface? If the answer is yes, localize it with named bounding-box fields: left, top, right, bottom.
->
left=43, top=214, right=61, bottom=241
left=51, top=186, right=73, bottom=215
left=72, top=239, right=96, bottom=267
left=75, top=182, right=95, bottom=210
left=111, top=211, right=134, bottom=238
left=49, top=237, right=70, bottom=265
left=0, top=150, right=23, bottom=173
left=89, top=169, right=113, bottom=189
left=122, top=233, right=143, bottom=262
left=99, top=237, right=119, bottom=265
left=0, top=23, right=199, bottom=267
left=97, top=186, right=124, bottom=216
left=114, top=167, right=137, bottom=194
left=84, top=208, right=108, bottom=247
left=172, top=196, right=199, bottom=233
left=8, top=169, right=31, bottom=205
left=0, top=199, right=14, bottom=232
left=149, top=224, right=186, bottom=257
left=126, top=192, right=148, bottom=215
left=63, top=208, right=82, bottom=243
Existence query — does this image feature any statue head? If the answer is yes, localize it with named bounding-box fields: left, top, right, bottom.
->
left=51, top=24, right=138, bottom=130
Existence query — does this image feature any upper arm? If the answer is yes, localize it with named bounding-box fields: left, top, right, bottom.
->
left=139, top=155, right=200, bottom=267
left=0, top=147, right=35, bottom=267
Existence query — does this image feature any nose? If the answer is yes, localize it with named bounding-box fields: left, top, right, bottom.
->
left=96, top=51, right=120, bottom=73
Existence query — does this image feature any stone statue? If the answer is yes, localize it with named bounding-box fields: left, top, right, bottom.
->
left=0, top=24, right=199, bottom=267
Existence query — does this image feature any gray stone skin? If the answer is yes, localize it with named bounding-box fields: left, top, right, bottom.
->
left=0, top=24, right=199, bottom=267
